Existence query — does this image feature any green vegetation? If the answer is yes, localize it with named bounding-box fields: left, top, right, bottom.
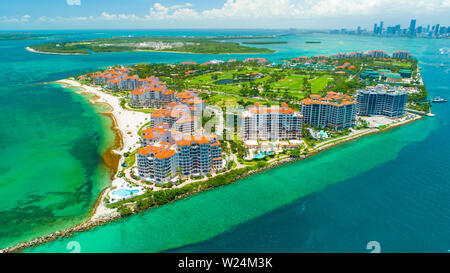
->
left=0, top=33, right=67, bottom=40
left=137, top=121, right=152, bottom=135
left=31, top=42, right=91, bottom=54
left=229, top=139, right=247, bottom=159
left=107, top=167, right=253, bottom=214
left=408, top=85, right=431, bottom=112
left=288, top=148, right=301, bottom=158
left=242, top=41, right=287, bottom=45
left=311, top=76, right=331, bottom=93
left=30, top=36, right=275, bottom=55
left=123, top=148, right=139, bottom=169
left=127, top=54, right=422, bottom=109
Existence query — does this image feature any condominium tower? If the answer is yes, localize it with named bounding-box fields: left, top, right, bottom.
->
left=300, top=92, right=357, bottom=130
left=356, top=85, right=408, bottom=118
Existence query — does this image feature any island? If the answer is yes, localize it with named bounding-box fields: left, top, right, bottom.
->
left=242, top=41, right=288, bottom=45
left=0, top=33, right=70, bottom=40
left=1, top=49, right=432, bottom=253
left=26, top=36, right=276, bottom=55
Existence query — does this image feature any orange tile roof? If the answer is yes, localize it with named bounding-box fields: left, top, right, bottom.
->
left=138, top=146, right=152, bottom=156
left=301, top=92, right=356, bottom=106
left=142, top=134, right=155, bottom=139
left=176, top=135, right=212, bottom=146
left=176, top=116, right=196, bottom=123
left=154, top=149, right=176, bottom=160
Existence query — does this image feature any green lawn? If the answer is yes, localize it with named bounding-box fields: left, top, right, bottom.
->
left=207, top=93, right=268, bottom=107
left=271, top=74, right=307, bottom=90
left=311, top=76, right=331, bottom=93
left=189, top=69, right=334, bottom=100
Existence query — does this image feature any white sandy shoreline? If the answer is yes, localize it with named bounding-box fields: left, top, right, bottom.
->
left=56, top=79, right=148, bottom=155
left=25, top=46, right=274, bottom=56
left=25, top=46, right=89, bottom=56
left=54, top=79, right=150, bottom=220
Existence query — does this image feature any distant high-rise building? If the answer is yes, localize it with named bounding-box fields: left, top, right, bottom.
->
left=416, top=26, right=422, bottom=34
left=387, top=26, right=395, bottom=35
left=435, top=24, right=440, bottom=36
left=333, top=19, right=445, bottom=39
left=392, top=50, right=412, bottom=59
left=409, top=19, right=416, bottom=35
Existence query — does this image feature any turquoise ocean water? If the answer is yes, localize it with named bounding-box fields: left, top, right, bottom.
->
left=0, top=30, right=448, bottom=252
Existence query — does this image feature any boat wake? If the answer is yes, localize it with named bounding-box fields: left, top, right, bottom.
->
left=438, top=47, right=449, bottom=56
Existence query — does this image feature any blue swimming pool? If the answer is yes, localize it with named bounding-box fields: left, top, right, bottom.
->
left=253, top=151, right=273, bottom=159
left=111, top=188, right=139, bottom=198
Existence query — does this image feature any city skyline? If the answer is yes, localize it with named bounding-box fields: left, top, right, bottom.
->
left=333, top=18, right=449, bottom=38
left=1, top=0, right=449, bottom=30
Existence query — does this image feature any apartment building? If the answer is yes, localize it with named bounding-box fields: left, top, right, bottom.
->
left=176, top=135, right=223, bottom=177
left=392, top=50, right=413, bottom=59
left=241, top=103, right=303, bottom=141
left=137, top=134, right=223, bottom=183
left=136, top=143, right=178, bottom=184
left=356, top=85, right=408, bottom=118
left=300, top=92, right=357, bottom=130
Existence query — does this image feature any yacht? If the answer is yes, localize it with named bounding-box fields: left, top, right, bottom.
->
left=432, top=96, right=448, bottom=103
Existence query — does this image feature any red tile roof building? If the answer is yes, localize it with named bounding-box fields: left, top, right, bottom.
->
left=300, top=92, right=357, bottom=130
left=241, top=103, right=303, bottom=141
left=176, top=135, right=223, bottom=176
left=137, top=132, right=223, bottom=183
left=137, top=142, right=178, bottom=184
left=367, top=50, right=389, bottom=58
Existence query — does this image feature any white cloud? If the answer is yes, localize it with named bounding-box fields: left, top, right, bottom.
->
left=3, top=0, right=449, bottom=27
left=67, top=0, right=81, bottom=6
left=142, top=0, right=450, bottom=21
left=100, top=12, right=139, bottom=21
left=21, top=14, right=31, bottom=22
left=1, top=14, right=31, bottom=23
left=170, top=3, right=192, bottom=10
left=1, top=16, right=19, bottom=23
left=147, top=3, right=201, bottom=20
left=199, top=0, right=450, bottom=19
left=148, top=3, right=170, bottom=19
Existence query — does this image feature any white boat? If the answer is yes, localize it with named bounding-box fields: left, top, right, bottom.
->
left=432, top=96, right=447, bottom=103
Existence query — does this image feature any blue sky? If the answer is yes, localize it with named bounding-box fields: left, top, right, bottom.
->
left=1, top=0, right=449, bottom=30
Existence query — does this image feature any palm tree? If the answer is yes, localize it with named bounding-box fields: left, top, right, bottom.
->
left=302, top=148, right=309, bottom=158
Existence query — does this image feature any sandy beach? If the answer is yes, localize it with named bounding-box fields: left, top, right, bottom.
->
left=25, top=46, right=273, bottom=56
left=25, top=47, right=89, bottom=56
left=55, top=79, right=149, bottom=220
left=56, top=79, right=149, bottom=154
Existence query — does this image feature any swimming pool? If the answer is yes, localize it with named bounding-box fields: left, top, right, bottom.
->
left=253, top=152, right=264, bottom=159
left=111, top=188, right=139, bottom=198
left=253, top=151, right=273, bottom=159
